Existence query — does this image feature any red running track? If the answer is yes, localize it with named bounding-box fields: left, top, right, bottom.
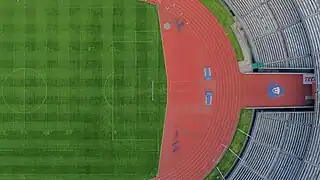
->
left=146, top=0, right=244, bottom=179
left=244, top=73, right=313, bottom=108
left=142, top=0, right=314, bottom=179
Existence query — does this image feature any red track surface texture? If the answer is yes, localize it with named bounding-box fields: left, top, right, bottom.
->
left=244, top=74, right=313, bottom=107
left=142, top=0, right=314, bottom=179
left=148, top=0, right=244, bottom=179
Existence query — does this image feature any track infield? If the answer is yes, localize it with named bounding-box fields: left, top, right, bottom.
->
left=0, top=0, right=165, bottom=179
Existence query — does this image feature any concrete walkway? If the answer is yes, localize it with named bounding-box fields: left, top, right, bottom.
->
left=231, top=19, right=253, bottom=73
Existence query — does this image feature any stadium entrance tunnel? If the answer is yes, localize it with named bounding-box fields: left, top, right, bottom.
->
left=243, top=73, right=314, bottom=108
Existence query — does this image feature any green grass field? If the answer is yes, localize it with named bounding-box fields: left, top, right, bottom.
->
left=206, top=109, right=253, bottom=180
left=0, top=0, right=165, bottom=179
left=201, top=0, right=244, bottom=61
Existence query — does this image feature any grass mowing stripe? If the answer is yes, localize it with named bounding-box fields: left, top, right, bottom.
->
left=0, top=130, right=108, bottom=140
left=124, top=3, right=138, bottom=139
left=0, top=152, right=159, bottom=174
left=0, top=175, right=147, bottom=180
left=113, top=0, right=134, bottom=139
left=0, top=156, right=110, bottom=165
left=0, top=0, right=165, bottom=178
left=135, top=1, right=148, bottom=138
left=25, top=7, right=37, bottom=71
left=155, top=8, right=166, bottom=153
left=81, top=7, right=104, bottom=132
left=2, top=121, right=94, bottom=130
left=0, top=165, right=114, bottom=174
left=45, top=3, right=60, bottom=74
left=0, top=139, right=110, bottom=149
left=0, top=147, right=156, bottom=157
left=0, top=6, right=14, bottom=78
left=1, top=112, right=102, bottom=123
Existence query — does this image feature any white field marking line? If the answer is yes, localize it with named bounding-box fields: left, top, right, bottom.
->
left=147, top=29, right=162, bottom=150
left=132, top=32, right=137, bottom=138
left=151, top=80, right=154, bottom=101
left=113, top=138, right=155, bottom=141
left=103, top=72, right=115, bottom=110
left=23, top=55, right=27, bottom=144
left=111, top=69, right=153, bottom=140
left=112, top=31, right=158, bottom=142
left=111, top=40, right=115, bottom=141
left=79, top=21, right=84, bottom=133
left=136, top=68, right=161, bottom=70
left=134, top=30, right=162, bottom=149
left=109, top=76, right=133, bottom=140
left=112, top=40, right=153, bottom=43
left=136, top=111, right=156, bottom=142
left=110, top=41, right=130, bottom=141
left=216, top=167, right=226, bottom=180
left=2, top=68, right=48, bottom=113
left=152, top=30, right=159, bottom=103
left=110, top=43, right=136, bottom=141
left=134, top=30, right=159, bottom=33
left=155, top=31, right=161, bottom=152
left=135, top=30, right=160, bottom=106
left=133, top=30, right=138, bottom=101
left=68, top=42, right=72, bottom=129
left=227, top=147, right=242, bottom=161
left=8, top=173, right=151, bottom=176
left=134, top=32, right=138, bottom=73
left=135, top=31, right=140, bottom=139
left=237, top=128, right=253, bottom=139
left=61, top=6, right=155, bottom=9
left=154, top=7, right=169, bottom=170
left=213, top=144, right=228, bottom=164
left=24, top=53, right=26, bottom=113
left=136, top=70, right=141, bottom=133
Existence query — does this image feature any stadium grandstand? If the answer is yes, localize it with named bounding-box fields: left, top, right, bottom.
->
left=223, top=0, right=320, bottom=179
left=143, top=0, right=320, bottom=179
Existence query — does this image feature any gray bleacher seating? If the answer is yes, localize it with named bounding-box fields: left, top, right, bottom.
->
left=226, top=0, right=264, bottom=17
left=282, top=23, right=310, bottom=58
left=268, top=153, right=302, bottom=180
left=304, top=14, right=320, bottom=53
left=296, top=161, right=320, bottom=180
left=224, top=0, right=316, bottom=69
left=220, top=0, right=320, bottom=179
left=227, top=112, right=316, bottom=180
left=242, top=4, right=278, bottom=38
left=268, top=0, right=300, bottom=28
left=254, top=31, right=287, bottom=66
left=293, top=0, right=320, bottom=18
